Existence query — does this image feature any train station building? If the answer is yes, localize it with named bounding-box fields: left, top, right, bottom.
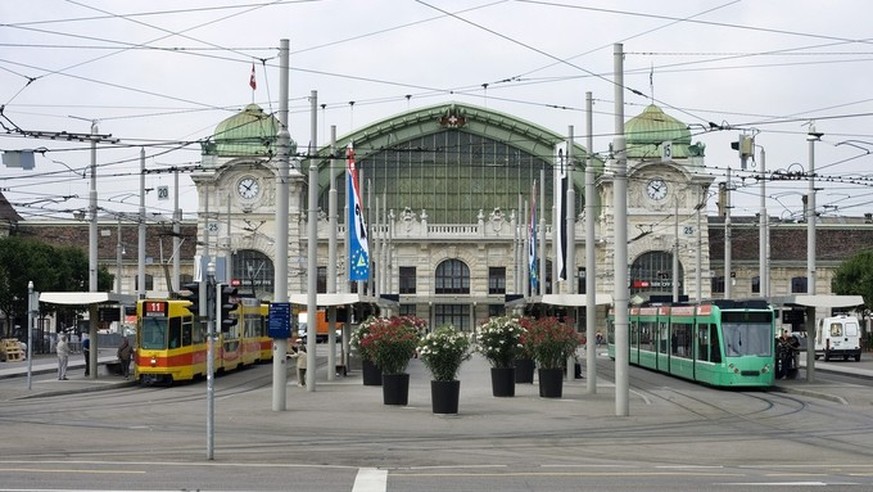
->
left=4, top=102, right=873, bottom=333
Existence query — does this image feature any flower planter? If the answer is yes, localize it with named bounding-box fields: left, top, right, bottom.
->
left=514, top=358, right=535, bottom=383
left=430, top=380, right=460, bottom=414
left=538, top=368, right=564, bottom=398
left=361, top=358, right=382, bottom=386
left=382, top=373, right=410, bottom=405
left=490, top=367, right=516, bottom=397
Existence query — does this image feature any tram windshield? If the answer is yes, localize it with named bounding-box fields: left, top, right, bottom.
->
left=140, top=316, right=168, bottom=350
left=721, top=312, right=773, bottom=357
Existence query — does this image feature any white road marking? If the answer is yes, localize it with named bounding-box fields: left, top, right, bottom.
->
left=352, top=467, right=387, bottom=492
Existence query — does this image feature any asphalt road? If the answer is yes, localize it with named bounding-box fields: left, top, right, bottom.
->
left=2, top=350, right=873, bottom=491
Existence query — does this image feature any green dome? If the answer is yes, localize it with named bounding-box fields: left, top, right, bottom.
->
left=626, top=105, right=693, bottom=159
left=203, top=104, right=286, bottom=157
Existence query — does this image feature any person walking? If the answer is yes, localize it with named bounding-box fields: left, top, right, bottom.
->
left=117, top=338, right=133, bottom=380
left=82, top=335, right=90, bottom=377
left=56, top=333, right=70, bottom=380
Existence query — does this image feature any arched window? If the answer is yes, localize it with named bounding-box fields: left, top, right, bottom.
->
left=435, top=259, right=470, bottom=294
left=232, top=249, right=274, bottom=297
left=630, top=251, right=684, bottom=296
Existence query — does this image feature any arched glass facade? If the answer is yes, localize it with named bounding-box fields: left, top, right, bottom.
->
left=630, top=251, right=684, bottom=297
left=232, top=249, right=274, bottom=298
left=323, top=129, right=583, bottom=224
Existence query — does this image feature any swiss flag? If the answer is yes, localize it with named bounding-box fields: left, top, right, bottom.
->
left=249, top=64, right=257, bottom=90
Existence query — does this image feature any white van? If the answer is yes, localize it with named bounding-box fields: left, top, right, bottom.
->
left=815, top=315, right=862, bottom=362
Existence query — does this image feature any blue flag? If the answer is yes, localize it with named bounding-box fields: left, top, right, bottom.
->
left=347, top=144, right=370, bottom=281
left=529, top=180, right=538, bottom=293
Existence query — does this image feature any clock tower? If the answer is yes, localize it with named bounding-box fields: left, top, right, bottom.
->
left=599, top=104, right=714, bottom=301
left=194, top=104, right=303, bottom=300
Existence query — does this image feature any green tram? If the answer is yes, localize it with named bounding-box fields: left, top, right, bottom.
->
left=607, top=300, right=776, bottom=388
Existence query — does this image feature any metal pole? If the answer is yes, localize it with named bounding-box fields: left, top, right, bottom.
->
left=328, top=125, right=339, bottom=378
left=306, top=89, right=319, bottom=391
left=26, top=281, right=34, bottom=390
left=759, top=147, right=768, bottom=297
left=539, top=168, right=546, bottom=296
left=565, top=126, right=576, bottom=379
left=567, top=125, right=576, bottom=295
left=206, top=263, right=216, bottom=460
left=138, top=148, right=146, bottom=299
left=673, top=197, right=679, bottom=302
left=696, top=199, right=703, bottom=301
left=807, top=126, right=820, bottom=295
left=724, top=167, right=732, bottom=299
left=173, top=168, right=181, bottom=292
left=273, top=38, right=290, bottom=411
left=613, top=43, right=629, bottom=416
left=89, top=122, right=98, bottom=292
left=585, top=91, right=597, bottom=395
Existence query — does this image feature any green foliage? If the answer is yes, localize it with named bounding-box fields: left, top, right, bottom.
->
left=418, top=325, right=471, bottom=381
left=832, top=250, right=873, bottom=314
left=521, top=317, right=581, bottom=369
left=359, top=316, right=424, bottom=375
left=0, top=236, right=100, bottom=334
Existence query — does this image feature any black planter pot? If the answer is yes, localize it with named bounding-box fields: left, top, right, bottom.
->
left=514, top=358, right=535, bottom=383
left=490, top=367, right=516, bottom=397
left=430, top=380, right=460, bottom=414
left=382, top=373, right=410, bottom=405
left=362, top=359, right=382, bottom=386
left=538, top=368, right=564, bottom=398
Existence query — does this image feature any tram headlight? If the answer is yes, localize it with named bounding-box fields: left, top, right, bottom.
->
left=150, top=357, right=157, bottom=367
left=761, top=364, right=770, bottom=374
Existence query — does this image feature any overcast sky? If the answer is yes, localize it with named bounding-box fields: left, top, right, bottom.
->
left=2, top=0, right=872, bottom=226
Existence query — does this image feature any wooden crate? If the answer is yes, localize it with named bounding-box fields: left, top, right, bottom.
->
left=1, top=339, right=23, bottom=362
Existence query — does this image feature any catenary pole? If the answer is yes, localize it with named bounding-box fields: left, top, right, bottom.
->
left=613, top=43, right=629, bottom=417
left=759, top=147, right=768, bottom=297
left=585, top=91, right=597, bottom=394
left=306, top=89, right=318, bottom=391
left=273, top=38, right=290, bottom=411
left=724, top=166, right=732, bottom=298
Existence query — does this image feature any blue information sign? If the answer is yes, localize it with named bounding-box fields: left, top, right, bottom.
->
left=268, top=302, right=291, bottom=338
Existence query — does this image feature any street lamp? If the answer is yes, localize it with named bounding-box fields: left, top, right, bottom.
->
left=807, top=124, right=823, bottom=295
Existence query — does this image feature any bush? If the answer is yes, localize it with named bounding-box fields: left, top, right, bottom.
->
left=476, top=316, right=525, bottom=368
left=359, top=316, right=424, bottom=375
left=418, top=325, right=472, bottom=381
left=522, top=317, right=581, bottom=369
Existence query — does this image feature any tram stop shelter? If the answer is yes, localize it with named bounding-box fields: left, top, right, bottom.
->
left=39, top=291, right=137, bottom=380
left=770, top=294, right=865, bottom=382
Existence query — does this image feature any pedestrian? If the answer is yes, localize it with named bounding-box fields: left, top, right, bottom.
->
left=56, top=333, right=70, bottom=380
left=117, top=337, right=133, bottom=380
left=288, top=339, right=307, bottom=387
left=82, top=335, right=90, bottom=376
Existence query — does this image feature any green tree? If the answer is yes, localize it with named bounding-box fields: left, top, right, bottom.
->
left=831, top=250, right=873, bottom=315
left=0, top=236, right=112, bottom=337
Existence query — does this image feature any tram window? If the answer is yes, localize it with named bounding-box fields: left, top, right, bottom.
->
left=192, top=322, right=205, bottom=344
left=630, top=321, right=639, bottom=348
left=710, top=325, right=722, bottom=363
left=169, top=318, right=182, bottom=349
left=697, top=325, right=709, bottom=362
left=640, top=322, right=653, bottom=351
left=659, top=322, right=668, bottom=354
left=140, top=317, right=166, bottom=350
left=722, top=319, right=772, bottom=357
left=181, top=319, right=192, bottom=347
left=671, top=323, right=692, bottom=359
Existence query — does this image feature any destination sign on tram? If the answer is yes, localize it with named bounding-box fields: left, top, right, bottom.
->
left=144, top=301, right=168, bottom=317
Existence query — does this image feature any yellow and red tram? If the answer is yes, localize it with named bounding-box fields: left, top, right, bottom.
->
left=135, top=298, right=272, bottom=385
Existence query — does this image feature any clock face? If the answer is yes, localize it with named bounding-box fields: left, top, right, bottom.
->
left=237, top=177, right=260, bottom=200
left=646, top=179, right=668, bottom=201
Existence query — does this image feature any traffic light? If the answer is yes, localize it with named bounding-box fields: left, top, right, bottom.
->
left=180, top=282, right=202, bottom=317
left=219, top=285, right=238, bottom=332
